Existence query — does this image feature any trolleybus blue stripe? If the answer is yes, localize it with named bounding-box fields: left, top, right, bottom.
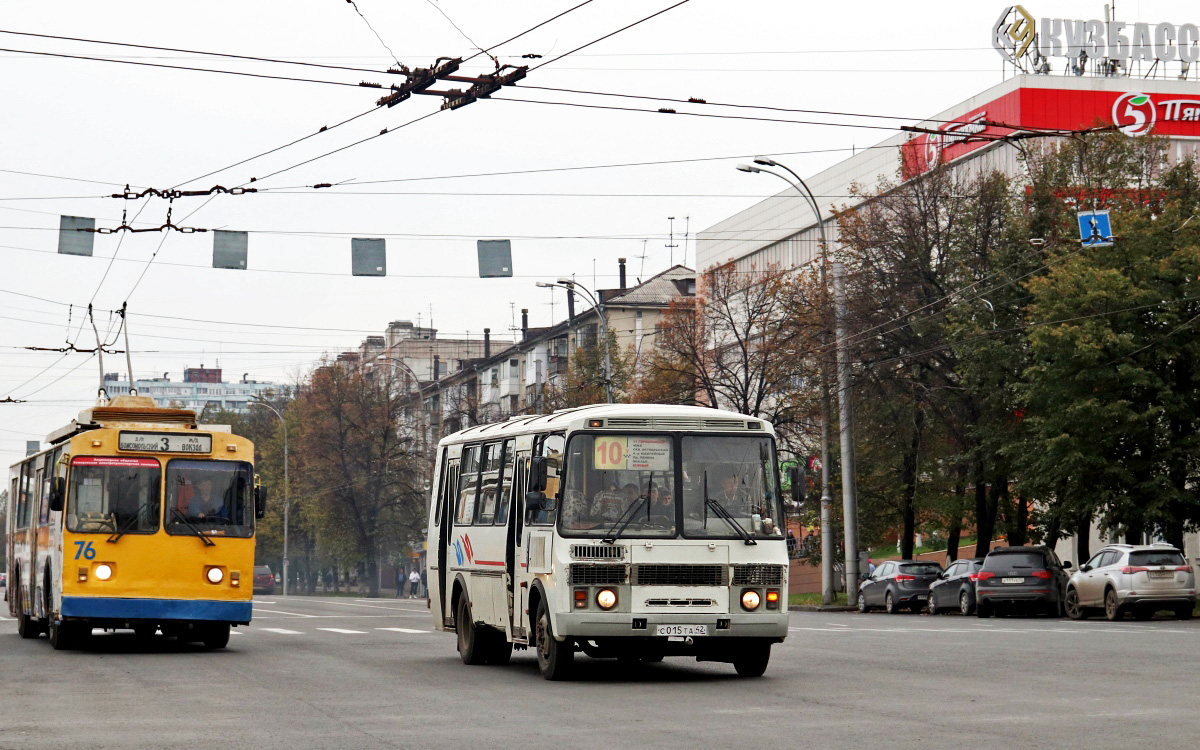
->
left=61, top=596, right=252, bottom=623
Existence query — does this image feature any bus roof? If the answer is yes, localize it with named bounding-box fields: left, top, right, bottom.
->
left=437, top=403, right=775, bottom=446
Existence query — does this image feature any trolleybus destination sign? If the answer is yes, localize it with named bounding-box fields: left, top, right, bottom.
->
left=118, top=431, right=213, bottom=454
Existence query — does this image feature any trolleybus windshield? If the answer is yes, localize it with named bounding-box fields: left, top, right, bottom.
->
left=67, top=456, right=162, bottom=535
left=165, top=459, right=254, bottom=538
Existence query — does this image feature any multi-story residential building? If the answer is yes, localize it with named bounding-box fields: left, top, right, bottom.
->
left=102, top=367, right=279, bottom=413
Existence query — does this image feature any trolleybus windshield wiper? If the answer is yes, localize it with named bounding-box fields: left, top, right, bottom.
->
left=107, top=502, right=155, bottom=544
left=703, top=471, right=756, bottom=545
left=602, top=496, right=648, bottom=544
left=169, top=507, right=216, bottom=547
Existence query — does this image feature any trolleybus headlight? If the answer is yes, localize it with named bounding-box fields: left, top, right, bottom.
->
left=94, top=564, right=113, bottom=581
left=206, top=567, right=224, bottom=584
left=741, top=589, right=761, bottom=611
left=596, top=588, right=618, bottom=610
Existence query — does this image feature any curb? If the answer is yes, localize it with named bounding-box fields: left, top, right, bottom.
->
left=791, top=605, right=857, bottom=612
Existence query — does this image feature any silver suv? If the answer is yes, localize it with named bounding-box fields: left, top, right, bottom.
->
left=1064, top=544, right=1196, bottom=621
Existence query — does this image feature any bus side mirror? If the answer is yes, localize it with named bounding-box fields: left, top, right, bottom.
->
left=529, top=456, right=548, bottom=492
left=255, top=484, right=267, bottom=519
left=788, top=465, right=805, bottom=505
left=48, top=477, right=66, bottom=512
left=525, top=491, right=555, bottom=513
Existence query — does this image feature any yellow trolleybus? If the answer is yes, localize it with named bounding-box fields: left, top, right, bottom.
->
left=5, top=394, right=265, bottom=650
left=427, top=403, right=790, bottom=680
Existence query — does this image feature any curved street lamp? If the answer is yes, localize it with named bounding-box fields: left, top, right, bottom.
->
left=537, top=279, right=614, bottom=403
left=250, top=395, right=289, bottom=597
left=737, top=158, right=860, bottom=600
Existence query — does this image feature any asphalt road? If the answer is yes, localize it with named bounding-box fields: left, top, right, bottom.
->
left=1, top=596, right=1196, bottom=749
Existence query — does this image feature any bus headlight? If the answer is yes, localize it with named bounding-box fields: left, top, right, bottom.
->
left=596, top=588, right=618, bottom=610
left=741, top=589, right=761, bottom=611
left=94, top=564, right=113, bottom=581
left=206, top=567, right=224, bottom=584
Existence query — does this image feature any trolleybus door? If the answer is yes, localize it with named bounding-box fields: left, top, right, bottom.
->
left=30, top=464, right=45, bottom=620
left=434, top=454, right=459, bottom=628
left=506, top=451, right=531, bottom=641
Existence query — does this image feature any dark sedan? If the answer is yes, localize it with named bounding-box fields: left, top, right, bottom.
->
left=975, top=546, right=1072, bottom=617
left=858, top=560, right=943, bottom=614
left=253, top=565, right=275, bottom=595
left=927, top=557, right=985, bottom=615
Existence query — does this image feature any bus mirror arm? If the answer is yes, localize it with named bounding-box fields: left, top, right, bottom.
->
left=48, top=477, right=66, bottom=512
left=788, top=466, right=805, bottom=506
left=255, top=485, right=267, bottom=520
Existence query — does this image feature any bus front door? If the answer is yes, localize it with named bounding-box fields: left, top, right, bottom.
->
left=434, top=457, right=459, bottom=629
left=505, top=453, right=531, bottom=642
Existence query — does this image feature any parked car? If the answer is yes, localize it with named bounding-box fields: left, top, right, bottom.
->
left=1065, top=544, right=1195, bottom=621
left=0, top=571, right=6, bottom=587
left=927, top=557, right=985, bottom=615
left=253, top=565, right=275, bottom=595
left=975, top=546, right=1071, bottom=617
left=858, top=560, right=943, bottom=614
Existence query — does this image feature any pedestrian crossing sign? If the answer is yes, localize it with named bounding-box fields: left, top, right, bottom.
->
left=1077, top=210, right=1113, bottom=247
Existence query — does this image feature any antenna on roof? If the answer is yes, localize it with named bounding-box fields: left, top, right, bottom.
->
left=682, top=215, right=690, bottom=268
left=665, top=216, right=678, bottom=266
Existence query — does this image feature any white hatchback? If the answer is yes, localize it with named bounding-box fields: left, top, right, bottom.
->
left=1065, top=544, right=1196, bottom=621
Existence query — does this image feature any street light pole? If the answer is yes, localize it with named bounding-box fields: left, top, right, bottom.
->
left=537, top=280, right=614, bottom=403
left=251, top=396, right=289, bottom=597
left=738, top=159, right=860, bottom=600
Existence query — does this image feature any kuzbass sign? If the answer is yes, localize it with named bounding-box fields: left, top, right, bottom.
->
left=901, top=87, right=1200, bottom=178
left=993, top=5, right=1200, bottom=70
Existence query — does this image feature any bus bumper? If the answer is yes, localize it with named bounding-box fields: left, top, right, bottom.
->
left=60, top=596, right=252, bottom=624
left=553, top=611, right=788, bottom=639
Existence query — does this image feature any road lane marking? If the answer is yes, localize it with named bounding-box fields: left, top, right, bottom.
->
left=259, top=628, right=304, bottom=634
left=253, top=608, right=319, bottom=618
left=308, top=600, right=429, bottom=613
left=317, top=628, right=367, bottom=634
left=376, top=627, right=429, bottom=633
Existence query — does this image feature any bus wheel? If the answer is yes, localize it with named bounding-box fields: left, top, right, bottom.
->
left=456, top=596, right=488, bottom=665
left=202, top=624, right=231, bottom=649
left=49, top=619, right=77, bottom=650
left=534, top=599, right=574, bottom=681
left=732, top=641, right=772, bottom=677
left=16, top=583, right=41, bottom=639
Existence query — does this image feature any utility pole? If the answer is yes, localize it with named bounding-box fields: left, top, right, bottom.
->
left=252, top=396, right=289, bottom=596
left=832, top=262, right=860, bottom=592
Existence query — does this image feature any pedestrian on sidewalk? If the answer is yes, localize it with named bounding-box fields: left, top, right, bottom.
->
left=408, top=568, right=421, bottom=598
left=420, top=567, right=427, bottom=598
left=395, top=568, right=404, bottom=598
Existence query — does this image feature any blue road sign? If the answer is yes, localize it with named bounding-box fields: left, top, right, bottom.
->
left=1078, top=210, right=1113, bottom=247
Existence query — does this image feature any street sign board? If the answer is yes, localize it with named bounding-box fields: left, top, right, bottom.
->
left=58, top=215, right=95, bottom=256
left=1078, top=210, right=1113, bottom=247
left=213, top=230, right=248, bottom=269
left=478, top=239, right=513, bottom=278
left=352, top=238, right=386, bottom=276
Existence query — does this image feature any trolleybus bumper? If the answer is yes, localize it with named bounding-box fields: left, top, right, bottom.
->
left=553, top=611, right=788, bottom=639
left=60, top=596, right=252, bottom=624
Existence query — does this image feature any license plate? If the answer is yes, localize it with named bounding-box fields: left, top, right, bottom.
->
left=1149, top=571, right=1173, bottom=579
left=915, top=595, right=927, bottom=600
left=1002, top=577, right=1024, bottom=584
left=655, top=624, right=708, bottom=637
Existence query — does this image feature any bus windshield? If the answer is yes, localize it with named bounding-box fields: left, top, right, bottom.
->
left=681, top=436, right=783, bottom=539
left=165, top=459, right=254, bottom=538
left=67, top=456, right=161, bottom=534
left=560, top=434, right=676, bottom=538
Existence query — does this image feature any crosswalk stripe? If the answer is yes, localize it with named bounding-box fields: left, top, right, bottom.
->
left=260, top=627, right=303, bottom=635
left=317, top=627, right=366, bottom=634
left=375, top=627, right=429, bottom=634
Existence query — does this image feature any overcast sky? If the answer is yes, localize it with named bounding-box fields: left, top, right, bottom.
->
left=2, top=0, right=1196, bottom=467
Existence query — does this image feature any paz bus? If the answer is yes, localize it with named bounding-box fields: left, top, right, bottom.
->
left=427, top=403, right=790, bottom=679
left=5, top=394, right=265, bottom=650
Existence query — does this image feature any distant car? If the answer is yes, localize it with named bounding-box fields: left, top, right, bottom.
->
left=1065, top=544, right=1195, bottom=621
left=0, top=571, right=6, bottom=587
left=253, top=565, right=275, bottom=595
left=927, top=557, right=985, bottom=615
left=858, top=560, right=943, bottom=614
left=975, top=546, right=1071, bottom=617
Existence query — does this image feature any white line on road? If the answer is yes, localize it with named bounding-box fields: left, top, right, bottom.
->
left=259, top=628, right=304, bottom=635
left=317, top=628, right=367, bottom=634
left=376, top=627, right=429, bottom=634
left=308, top=600, right=429, bottom=613
left=253, top=608, right=320, bottom=617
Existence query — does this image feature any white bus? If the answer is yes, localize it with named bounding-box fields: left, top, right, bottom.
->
left=426, top=404, right=790, bottom=679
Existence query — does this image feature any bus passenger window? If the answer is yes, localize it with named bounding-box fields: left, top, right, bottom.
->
left=475, top=443, right=502, bottom=525
left=456, top=445, right=480, bottom=525
left=528, top=434, right=564, bottom=526
left=495, top=439, right=515, bottom=525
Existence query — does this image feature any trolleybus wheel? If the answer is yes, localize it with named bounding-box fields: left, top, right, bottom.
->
left=732, top=641, right=772, bottom=677
left=456, top=596, right=488, bottom=665
left=48, top=619, right=78, bottom=650
left=202, top=623, right=231, bottom=649
left=16, top=581, right=41, bottom=639
left=534, top=599, right=573, bottom=681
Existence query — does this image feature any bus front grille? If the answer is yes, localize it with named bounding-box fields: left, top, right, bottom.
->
left=571, top=544, right=625, bottom=560
left=569, top=564, right=628, bottom=585
left=732, top=564, right=785, bottom=586
left=634, top=564, right=726, bottom=586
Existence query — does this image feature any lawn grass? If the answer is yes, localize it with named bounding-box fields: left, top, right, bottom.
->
left=789, top=592, right=849, bottom=607
left=868, top=538, right=979, bottom=561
